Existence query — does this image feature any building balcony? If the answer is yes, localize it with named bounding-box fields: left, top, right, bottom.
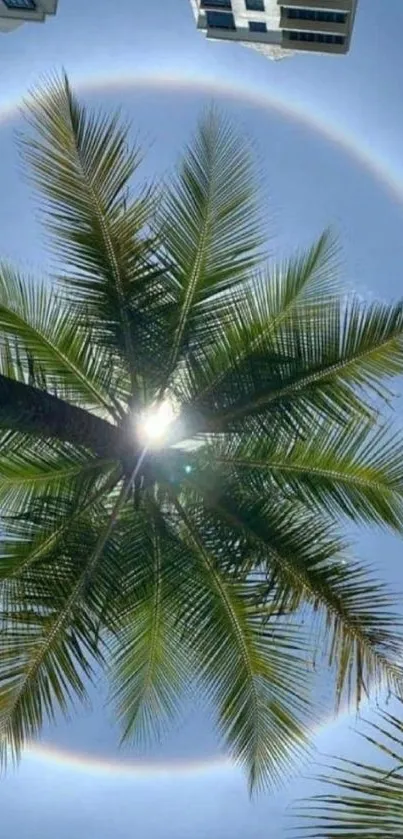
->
left=283, top=28, right=348, bottom=53
left=280, top=15, right=348, bottom=35
left=278, top=0, right=353, bottom=11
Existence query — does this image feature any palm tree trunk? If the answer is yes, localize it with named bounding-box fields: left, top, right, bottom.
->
left=0, top=372, right=122, bottom=457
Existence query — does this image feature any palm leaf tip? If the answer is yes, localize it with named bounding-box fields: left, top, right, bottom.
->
left=291, top=701, right=403, bottom=836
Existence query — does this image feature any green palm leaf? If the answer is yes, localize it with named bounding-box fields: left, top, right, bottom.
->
left=0, top=473, right=134, bottom=765
left=183, top=475, right=403, bottom=706
left=0, top=434, right=114, bottom=515
left=293, top=702, right=403, bottom=836
left=204, top=418, right=403, bottom=530
left=158, top=107, right=264, bottom=386
left=0, top=265, right=125, bottom=417
left=171, top=496, right=313, bottom=791
left=0, top=465, right=121, bottom=582
left=19, top=73, right=157, bottom=394
left=175, top=289, right=403, bottom=441
left=107, top=504, right=193, bottom=745
left=179, top=230, right=340, bottom=406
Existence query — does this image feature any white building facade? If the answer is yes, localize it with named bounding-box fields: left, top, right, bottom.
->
left=189, top=0, right=358, bottom=59
left=0, top=0, right=58, bottom=33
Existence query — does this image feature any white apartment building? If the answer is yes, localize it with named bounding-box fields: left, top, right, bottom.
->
left=189, top=0, right=358, bottom=59
left=0, top=0, right=58, bottom=33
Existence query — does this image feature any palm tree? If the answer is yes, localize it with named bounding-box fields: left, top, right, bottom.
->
left=1, top=74, right=403, bottom=792
left=294, top=701, right=403, bottom=836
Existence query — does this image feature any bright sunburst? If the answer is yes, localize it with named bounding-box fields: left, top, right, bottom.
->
left=138, top=399, right=176, bottom=445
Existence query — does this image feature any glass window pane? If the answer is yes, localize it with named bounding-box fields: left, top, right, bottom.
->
left=245, top=0, right=265, bottom=12
left=3, top=0, right=36, bottom=9
left=206, top=10, right=236, bottom=28
left=249, top=20, right=267, bottom=32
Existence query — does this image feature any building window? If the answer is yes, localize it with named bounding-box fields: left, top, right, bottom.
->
left=245, top=0, right=265, bottom=11
left=249, top=20, right=267, bottom=32
left=201, top=0, right=232, bottom=8
left=282, top=8, right=346, bottom=25
left=287, top=30, right=345, bottom=45
left=3, top=0, right=36, bottom=8
left=206, top=10, right=236, bottom=28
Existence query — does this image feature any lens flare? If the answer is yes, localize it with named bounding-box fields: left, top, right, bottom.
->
left=138, top=400, right=176, bottom=445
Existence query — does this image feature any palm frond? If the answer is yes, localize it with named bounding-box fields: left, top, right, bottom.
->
left=0, top=522, right=101, bottom=766
left=258, top=229, right=341, bottom=315
left=175, top=290, right=403, bottom=441
left=0, top=465, right=121, bottom=582
left=158, top=107, right=264, bottom=386
left=293, top=702, right=403, bottom=836
left=0, top=265, right=126, bottom=418
left=204, top=419, right=403, bottom=531
left=19, top=73, right=157, bottom=393
left=0, top=430, right=115, bottom=515
left=107, top=503, right=193, bottom=745
left=171, top=497, right=313, bottom=791
left=184, top=230, right=340, bottom=397
left=0, top=473, right=133, bottom=765
left=184, top=472, right=403, bottom=707
left=167, top=228, right=337, bottom=405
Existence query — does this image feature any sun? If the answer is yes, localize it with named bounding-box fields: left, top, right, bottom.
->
left=138, top=400, right=176, bottom=445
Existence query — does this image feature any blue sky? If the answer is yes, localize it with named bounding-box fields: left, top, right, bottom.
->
left=0, top=0, right=402, bottom=836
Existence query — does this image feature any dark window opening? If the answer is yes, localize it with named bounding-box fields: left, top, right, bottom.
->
left=3, top=0, right=36, bottom=8
left=282, top=7, right=346, bottom=24
left=206, top=10, right=236, bottom=28
left=287, top=30, right=345, bottom=44
left=249, top=20, right=267, bottom=32
left=245, top=0, right=265, bottom=11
